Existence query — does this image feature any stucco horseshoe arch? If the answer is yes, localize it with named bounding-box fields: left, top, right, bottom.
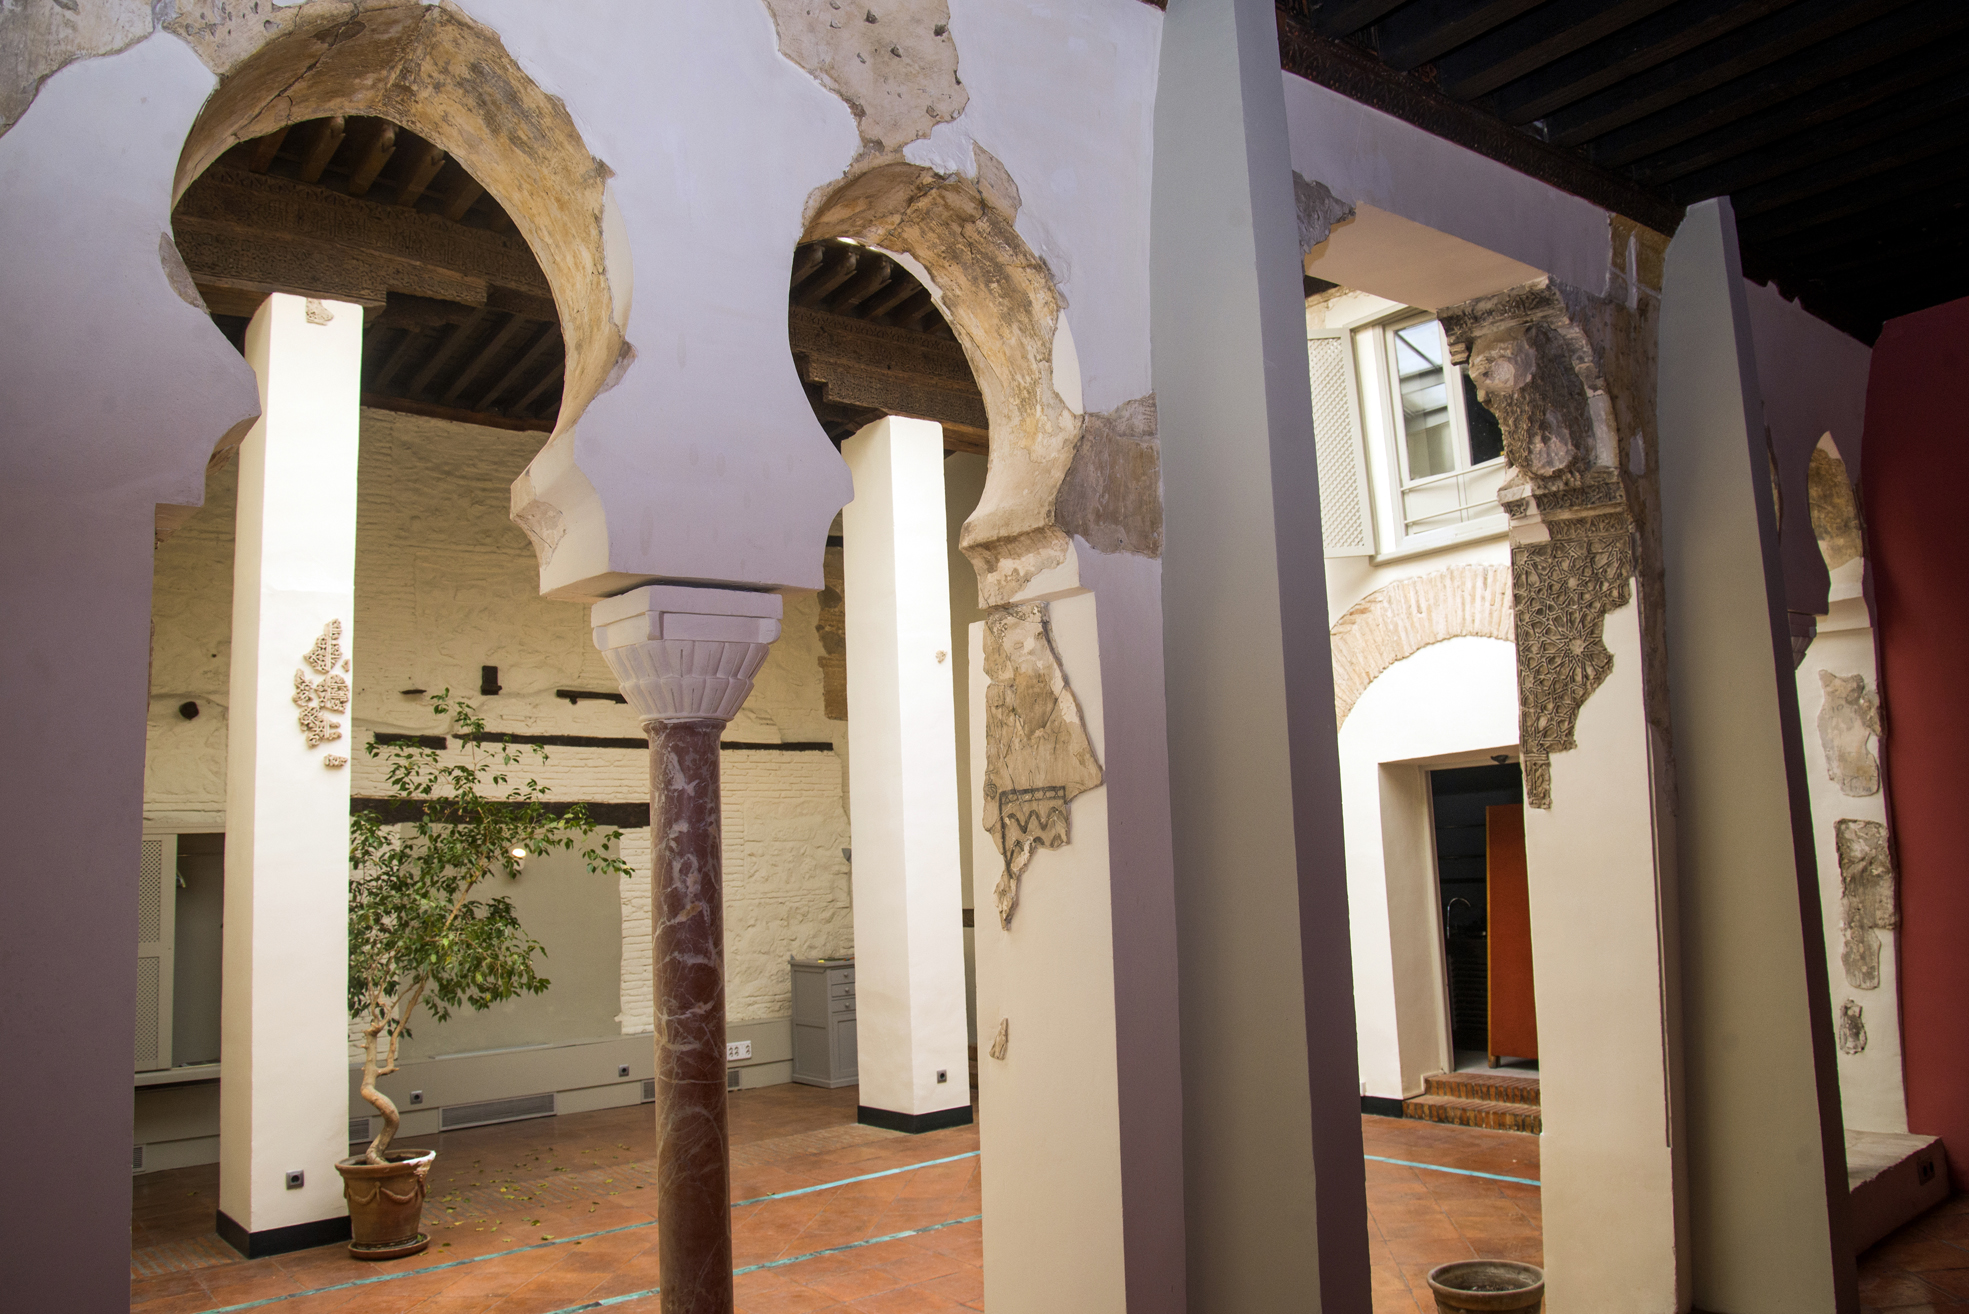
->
left=801, top=162, right=1078, bottom=607
left=172, top=5, right=629, bottom=442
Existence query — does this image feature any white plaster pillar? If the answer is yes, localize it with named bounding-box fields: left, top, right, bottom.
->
left=219, top=294, right=362, bottom=1254
left=841, top=417, right=972, bottom=1129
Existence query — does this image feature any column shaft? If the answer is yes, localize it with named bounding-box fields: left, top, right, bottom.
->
left=219, top=293, right=362, bottom=1253
left=651, top=718, right=732, bottom=1314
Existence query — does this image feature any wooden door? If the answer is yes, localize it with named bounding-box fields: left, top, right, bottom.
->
left=1486, top=805, right=1537, bottom=1063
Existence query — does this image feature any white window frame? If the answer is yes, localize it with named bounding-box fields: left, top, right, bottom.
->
left=1355, top=313, right=1508, bottom=562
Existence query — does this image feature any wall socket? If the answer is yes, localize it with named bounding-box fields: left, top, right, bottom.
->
left=618, top=1063, right=631, bottom=1079
left=936, top=1069, right=948, bottom=1084
left=409, top=1090, right=424, bottom=1105
left=726, top=1040, right=752, bottom=1061
left=284, top=1169, right=305, bottom=1190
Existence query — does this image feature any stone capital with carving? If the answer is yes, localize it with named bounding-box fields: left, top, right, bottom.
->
left=591, top=585, right=783, bottom=726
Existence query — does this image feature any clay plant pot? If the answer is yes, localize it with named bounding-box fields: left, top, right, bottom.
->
left=335, top=1148, right=436, bottom=1260
left=1426, top=1260, right=1545, bottom=1313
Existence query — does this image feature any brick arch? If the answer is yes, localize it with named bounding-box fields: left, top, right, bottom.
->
left=1332, top=565, right=1515, bottom=728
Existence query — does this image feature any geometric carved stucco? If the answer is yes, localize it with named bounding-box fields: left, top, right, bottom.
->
left=1439, top=276, right=1659, bottom=810
left=1331, top=565, right=1515, bottom=729
left=1817, top=670, right=1881, bottom=798
left=1808, top=443, right=1864, bottom=572
left=979, top=602, right=1102, bottom=929
left=1834, top=818, right=1896, bottom=991
left=1836, top=999, right=1867, bottom=1055
left=294, top=619, right=351, bottom=753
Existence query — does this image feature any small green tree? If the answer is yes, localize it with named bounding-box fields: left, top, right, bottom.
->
left=348, top=692, right=628, bottom=1164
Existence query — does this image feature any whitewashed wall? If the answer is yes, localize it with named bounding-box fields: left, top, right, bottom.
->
left=147, top=407, right=850, bottom=1050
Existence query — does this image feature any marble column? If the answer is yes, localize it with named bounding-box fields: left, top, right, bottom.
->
left=219, top=293, right=362, bottom=1256
left=593, top=585, right=783, bottom=1314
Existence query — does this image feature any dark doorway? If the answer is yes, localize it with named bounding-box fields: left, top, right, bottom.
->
left=1429, top=762, right=1526, bottom=1066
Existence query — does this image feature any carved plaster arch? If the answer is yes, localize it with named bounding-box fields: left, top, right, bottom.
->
left=171, top=4, right=628, bottom=441
left=800, top=161, right=1081, bottom=607
left=1331, top=565, right=1516, bottom=729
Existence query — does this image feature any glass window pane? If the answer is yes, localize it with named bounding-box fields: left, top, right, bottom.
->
left=1463, top=371, right=1504, bottom=466
left=1393, top=322, right=1454, bottom=479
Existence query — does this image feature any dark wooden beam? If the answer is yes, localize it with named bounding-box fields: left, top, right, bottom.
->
left=246, top=125, right=289, bottom=174
left=372, top=326, right=429, bottom=393
left=1731, top=120, right=1969, bottom=221
left=1540, top=0, right=1914, bottom=149
left=443, top=174, right=486, bottom=224
left=408, top=308, right=489, bottom=397
left=796, top=248, right=861, bottom=307
left=1582, top=2, right=1962, bottom=169
left=1295, top=0, right=1409, bottom=38
left=297, top=116, right=346, bottom=183
left=792, top=306, right=987, bottom=435
left=476, top=322, right=561, bottom=411
left=346, top=121, right=397, bottom=198
left=1486, top=0, right=1791, bottom=127
left=510, top=357, right=565, bottom=417
left=1628, top=41, right=1969, bottom=188
left=1374, top=0, right=1547, bottom=73
left=1735, top=152, right=1969, bottom=244
left=1274, top=9, right=1684, bottom=233
left=395, top=138, right=448, bottom=207
left=1433, top=0, right=1679, bottom=103
left=828, top=257, right=894, bottom=314
left=443, top=313, right=531, bottom=406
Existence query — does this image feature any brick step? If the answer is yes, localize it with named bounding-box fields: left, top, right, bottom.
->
left=1421, top=1070, right=1541, bottom=1107
left=1403, top=1094, right=1542, bottom=1135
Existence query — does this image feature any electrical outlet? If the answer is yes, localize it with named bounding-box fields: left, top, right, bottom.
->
left=409, top=1090, right=424, bottom=1106
left=618, top=1063, right=631, bottom=1079
left=936, top=1069, right=948, bottom=1084
left=726, top=1040, right=752, bottom=1061
left=285, top=1169, right=305, bottom=1190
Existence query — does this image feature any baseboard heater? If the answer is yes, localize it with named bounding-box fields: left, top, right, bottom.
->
left=439, top=1091, right=557, bottom=1131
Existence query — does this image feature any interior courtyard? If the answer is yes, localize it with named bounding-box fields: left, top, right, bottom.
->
left=5, top=1, right=1968, bottom=1312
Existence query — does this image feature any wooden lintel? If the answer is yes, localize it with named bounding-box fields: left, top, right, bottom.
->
left=175, top=221, right=482, bottom=308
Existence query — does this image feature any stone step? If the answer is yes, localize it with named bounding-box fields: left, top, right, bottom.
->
left=1422, top=1070, right=1541, bottom=1107
left=1403, top=1094, right=1542, bottom=1135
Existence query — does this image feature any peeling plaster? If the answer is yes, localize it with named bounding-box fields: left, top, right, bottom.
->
left=1053, top=393, right=1160, bottom=559
left=1292, top=172, right=1353, bottom=256
left=1817, top=669, right=1881, bottom=798
left=1835, top=818, right=1896, bottom=991
left=0, top=0, right=154, bottom=137
left=979, top=602, right=1102, bottom=928
left=760, top=0, right=964, bottom=159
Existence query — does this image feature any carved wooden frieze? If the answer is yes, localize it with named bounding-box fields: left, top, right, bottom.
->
left=979, top=603, right=1103, bottom=928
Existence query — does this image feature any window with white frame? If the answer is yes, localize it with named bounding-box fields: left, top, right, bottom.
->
left=1308, top=307, right=1508, bottom=559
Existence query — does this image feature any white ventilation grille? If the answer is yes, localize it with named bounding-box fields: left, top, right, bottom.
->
left=1308, top=331, right=1375, bottom=557
left=439, top=1091, right=556, bottom=1131
left=133, top=957, right=161, bottom=1070
left=641, top=1078, right=656, bottom=1104
left=132, top=1144, right=146, bottom=1173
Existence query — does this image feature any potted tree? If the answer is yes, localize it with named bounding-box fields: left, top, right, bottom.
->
left=340, top=692, right=627, bottom=1259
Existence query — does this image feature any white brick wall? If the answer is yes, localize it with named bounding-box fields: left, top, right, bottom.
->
left=152, top=407, right=851, bottom=1052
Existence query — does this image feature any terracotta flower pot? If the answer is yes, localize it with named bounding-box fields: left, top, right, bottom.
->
left=1426, top=1260, right=1545, bottom=1313
left=336, top=1148, right=436, bottom=1260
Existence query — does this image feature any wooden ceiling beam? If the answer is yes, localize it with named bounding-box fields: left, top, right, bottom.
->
left=443, top=174, right=486, bottom=224
left=395, top=138, right=448, bottom=207
left=1434, top=0, right=1678, bottom=104
left=796, top=248, right=861, bottom=307
left=346, top=122, right=397, bottom=198
left=828, top=258, right=894, bottom=315
left=246, top=125, right=289, bottom=174
left=1484, top=0, right=1790, bottom=126
left=443, top=313, right=531, bottom=406
left=476, top=322, right=561, bottom=411
left=408, top=308, right=490, bottom=398
left=1295, top=0, right=1410, bottom=39
left=1373, top=0, right=1546, bottom=73
left=297, top=116, right=347, bottom=183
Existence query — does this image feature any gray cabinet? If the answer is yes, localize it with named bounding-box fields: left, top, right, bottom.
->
left=790, top=957, right=857, bottom=1088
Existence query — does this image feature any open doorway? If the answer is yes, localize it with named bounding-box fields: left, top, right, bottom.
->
left=1430, top=761, right=1536, bottom=1073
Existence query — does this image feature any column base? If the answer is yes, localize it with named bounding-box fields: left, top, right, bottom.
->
left=216, top=1209, right=352, bottom=1259
left=858, top=1104, right=975, bottom=1134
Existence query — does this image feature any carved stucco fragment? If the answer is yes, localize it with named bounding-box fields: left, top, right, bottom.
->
left=980, top=603, right=1102, bottom=928
left=817, top=541, right=847, bottom=720
left=1835, top=818, right=1896, bottom=991
left=1808, top=444, right=1864, bottom=570
left=1817, top=670, right=1881, bottom=797
left=1836, top=999, right=1867, bottom=1055
left=1292, top=173, right=1354, bottom=256
left=1053, top=393, right=1162, bottom=558
left=987, top=1017, right=1008, bottom=1060
left=761, top=0, right=965, bottom=158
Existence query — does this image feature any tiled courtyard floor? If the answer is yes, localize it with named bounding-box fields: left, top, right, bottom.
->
left=131, top=1083, right=1957, bottom=1312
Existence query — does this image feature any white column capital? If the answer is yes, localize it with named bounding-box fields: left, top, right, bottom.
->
left=591, top=585, right=782, bottom=725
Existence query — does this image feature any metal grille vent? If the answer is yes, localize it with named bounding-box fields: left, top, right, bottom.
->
left=349, top=1117, right=372, bottom=1144
left=438, top=1091, right=555, bottom=1131
left=132, top=1144, right=145, bottom=1172
left=641, top=1079, right=656, bottom=1104
left=138, top=839, right=165, bottom=943
left=1309, top=333, right=1374, bottom=557
left=133, top=957, right=161, bottom=1069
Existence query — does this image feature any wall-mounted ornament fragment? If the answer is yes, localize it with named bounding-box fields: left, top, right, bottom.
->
left=1837, top=999, right=1867, bottom=1055
left=324, top=756, right=348, bottom=769
left=988, top=1018, right=1009, bottom=1061
left=1835, top=818, right=1896, bottom=989
left=1817, top=670, right=1882, bottom=797
left=294, top=621, right=349, bottom=748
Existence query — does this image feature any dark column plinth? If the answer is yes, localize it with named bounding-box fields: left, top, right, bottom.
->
left=650, top=717, right=731, bottom=1314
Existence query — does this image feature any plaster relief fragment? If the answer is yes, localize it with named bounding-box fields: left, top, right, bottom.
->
left=988, top=1017, right=1008, bottom=1060
left=980, top=603, right=1102, bottom=928
left=1837, top=1000, right=1868, bottom=1055
left=762, top=0, right=965, bottom=157
left=1054, top=393, right=1162, bottom=558
left=1835, top=818, right=1896, bottom=990
left=1818, top=670, right=1882, bottom=797
left=1809, top=444, right=1864, bottom=570
left=1511, top=521, right=1632, bottom=808
left=1292, top=174, right=1354, bottom=255
left=294, top=619, right=349, bottom=748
